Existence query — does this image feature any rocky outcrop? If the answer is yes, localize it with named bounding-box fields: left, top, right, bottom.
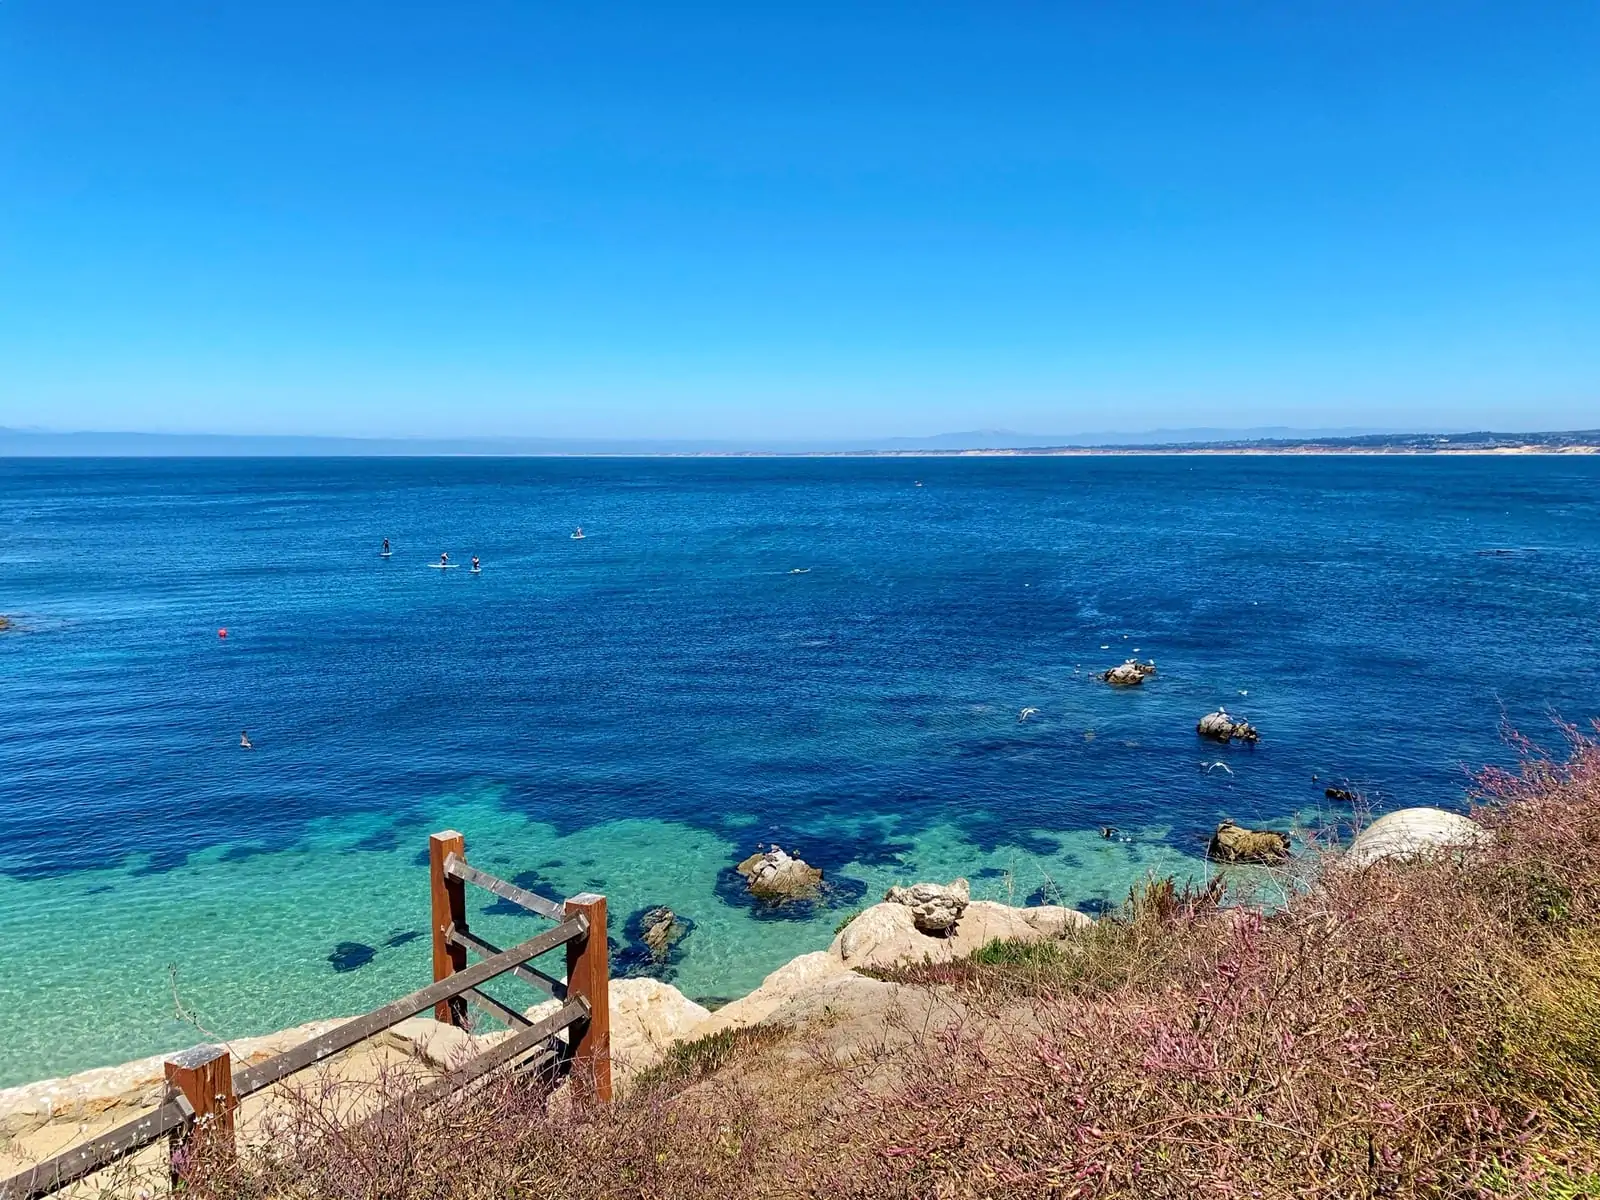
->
left=1345, top=807, right=1488, bottom=868
left=884, top=878, right=969, bottom=934
left=689, top=951, right=877, bottom=1039
left=1208, top=820, right=1291, bottom=864
left=1198, top=709, right=1259, bottom=743
left=1103, top=660, right=1156, bottom=686
left=833, top=899, right=1091, bottom=971
left=735, top=847, right=823, bottom=902
left=638, top=907, right=683, bottom=959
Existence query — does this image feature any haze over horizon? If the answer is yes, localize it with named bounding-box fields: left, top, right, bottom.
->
left=2, top=3, right=1597, bottom=439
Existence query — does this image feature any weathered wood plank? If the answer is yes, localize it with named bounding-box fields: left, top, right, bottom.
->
left=448, top=926, right=568, bottom=998
left=390, top=999, right=585, bottom=1112
left=461, top=986, right=534, bottom=1029
left=232, top=916, right=586, bottom=1099
left=444, top=855, right=565, bottom=921
left=0, top=1097, right=191, bottom=1200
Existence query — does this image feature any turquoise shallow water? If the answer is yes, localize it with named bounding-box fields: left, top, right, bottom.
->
left=2, top=455, right=1598, bottom=1085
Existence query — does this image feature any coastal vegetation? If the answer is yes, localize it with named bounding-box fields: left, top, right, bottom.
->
left=181, top=726, right=1600, bottom=1199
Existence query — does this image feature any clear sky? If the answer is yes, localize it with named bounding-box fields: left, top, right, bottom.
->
left=1, top=2, right=1596, bottom=439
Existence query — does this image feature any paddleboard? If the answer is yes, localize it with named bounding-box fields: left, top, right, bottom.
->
left=428, top=563, right=459, bottom=570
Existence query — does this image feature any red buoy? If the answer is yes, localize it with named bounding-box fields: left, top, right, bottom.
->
left=218, top=628, right=228, bottom=639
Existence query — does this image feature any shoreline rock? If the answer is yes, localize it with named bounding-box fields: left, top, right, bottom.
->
left=884, top=878, right=969, bottom=934
left=833, top=899, right=1091, bottom=971
left=3, top=896, right=1096, bottom=1136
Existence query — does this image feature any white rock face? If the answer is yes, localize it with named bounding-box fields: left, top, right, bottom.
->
left=1346, top=807, right=1488, bottom=867
left=831, top=900, right=1092, bottom=971
left=884, top=878, right=970, bottom=933
left=527, top=977, right=711, bottom=1079
left=0, top=1018, right=353, bottom=1136
left=608, top=978, right=711, bottom=1074
left=688, top=951, right=888, bottom=1042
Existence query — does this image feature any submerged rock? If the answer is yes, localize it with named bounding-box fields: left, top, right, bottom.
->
left=328, top=941, right=377, bottom=972
left=1102, top=660, right=1156, bottom=687
left=1208, top=820, right=1291, bottom=865
left=735, top=847, right=824, bottom=902
left=1345, top=807, right=1488, bottom=868
left=1198, top=709, right=1259, bottom=743
left=884, top=878, right=970, bottom=934
left=638, top=907, right=683, bottom=959
left=0, top=616, right=10, bottom=632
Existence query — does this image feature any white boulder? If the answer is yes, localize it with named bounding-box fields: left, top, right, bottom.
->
left=1346, top=807, right=1488, bottom=867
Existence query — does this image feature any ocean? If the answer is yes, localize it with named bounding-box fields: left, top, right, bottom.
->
left=2, top=454, right=1598, bottom=1087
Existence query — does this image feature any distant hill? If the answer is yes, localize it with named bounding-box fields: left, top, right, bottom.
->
left=2, top=426, right=1598, bottom=456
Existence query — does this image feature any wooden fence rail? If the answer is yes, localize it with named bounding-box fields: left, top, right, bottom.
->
left=0, top=831, right=609, bottom=1200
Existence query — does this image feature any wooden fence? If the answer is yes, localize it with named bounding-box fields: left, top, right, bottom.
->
left=0, top=830, right=609, bottom=1200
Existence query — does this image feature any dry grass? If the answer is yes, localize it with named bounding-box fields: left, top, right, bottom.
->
left=190, top=726, right=1600, bottom=1199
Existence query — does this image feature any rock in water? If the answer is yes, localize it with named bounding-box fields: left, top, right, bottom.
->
left=0, top=616, right=10, bottom=632
left=884, top=878, right=970, bottom=934
left=735, top=847, right=824, bottom=902
left=1197, top=710, right=1259, bottom=743
left=1208, top=820, right=1291, bottom=864
left=638, top=907, right=681, bottom=959
left=1102, top=660, right=1156, bottom=686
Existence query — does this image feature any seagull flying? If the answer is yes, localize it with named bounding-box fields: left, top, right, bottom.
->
left=1204, top=761, right=1234, bottom=775
left=1018, top=707, right=1040, bottom=722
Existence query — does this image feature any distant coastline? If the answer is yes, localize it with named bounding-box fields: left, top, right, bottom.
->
left=4, top=427, right=1600, bottom=458
left=840, top=442, right=1600, bottom=458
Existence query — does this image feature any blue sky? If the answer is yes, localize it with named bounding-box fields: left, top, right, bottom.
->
left=1, top=2, right=1596, bottom=439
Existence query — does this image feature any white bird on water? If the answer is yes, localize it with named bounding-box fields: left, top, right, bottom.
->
left=1204, top=761, right=1233, bottom=775
left=1018, top=707, right=1039, bottom=722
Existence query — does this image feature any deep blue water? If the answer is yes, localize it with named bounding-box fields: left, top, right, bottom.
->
left=2, top=455, right=1598, bottom=1084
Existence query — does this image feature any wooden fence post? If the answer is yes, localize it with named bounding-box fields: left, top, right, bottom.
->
left=164, top=1044, right=235, bottom=1180
left=563, top=892, right=612, bottom=1103
left=430, top=830, right=468, bottom=1026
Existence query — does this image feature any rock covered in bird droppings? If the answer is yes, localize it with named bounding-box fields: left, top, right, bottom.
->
left=735, top=847, right=824, bottom=902
left=1102, top=660, right=1156, bottom=686
left=1198, top=709, right=1259, bottom=743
